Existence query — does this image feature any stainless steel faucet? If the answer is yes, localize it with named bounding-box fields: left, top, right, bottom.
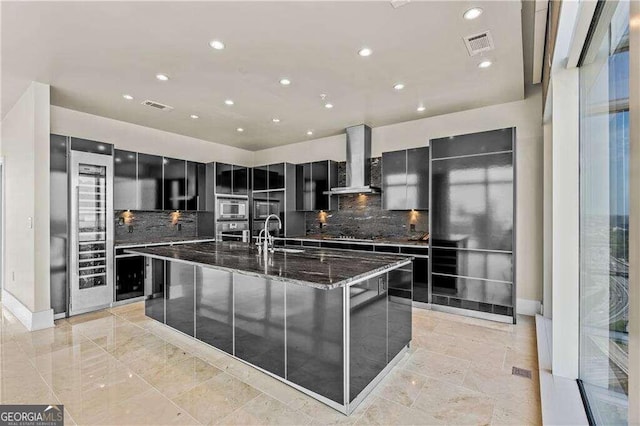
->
left=260, top=214, right=282, bottom=253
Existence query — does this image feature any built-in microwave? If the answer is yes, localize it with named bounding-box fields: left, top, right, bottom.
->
left=253, top=199, right=281, bottom=220
left=216, top=196, right=249, bottom=221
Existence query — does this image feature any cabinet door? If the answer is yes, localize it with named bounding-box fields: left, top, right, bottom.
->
left=186, top=161, right=197, bottom=210
left=165, top=262, right=195, bottom=336
left=295, top=163, right=313, bottom=211
left=412, top=257, right=429, bottom=303
left=196, top=163, right=207, bottom=210
left=232, top=166, right=249, bottom=195
left=137, top=153, right=163, bottom=210
left=145, top=259, right=165, bottom=323
left=196, top=268, right=233, bottom=354
left=312, top=161, right=329, bottom=210
left=268, top=163, right=285, bottom=190
left=114, top=150, right=137, bottom=210
left=216, top=163, right=232, bottom=194
left=382, top=150, right=407, bottom=210
left=115, top=256, right=145, bottom=301
left=407, top=147, right=430, bottom=210
left=163, top=157, right=186, bottom=211
left=253, top=165, right=268, bottom=191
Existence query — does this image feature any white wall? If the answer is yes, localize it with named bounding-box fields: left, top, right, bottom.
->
left=0, top=82, right=52, bottom=326
left=255, top=89, right=545, bottom=306
left=51, top=106, right=254, bottom=166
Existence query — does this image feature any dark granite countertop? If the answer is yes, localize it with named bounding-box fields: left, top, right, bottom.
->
left=279, top=234, right=430, bottom=249
left=115, top=236, right=217, bottom=249
left=126, top=241, right=412, bottom=290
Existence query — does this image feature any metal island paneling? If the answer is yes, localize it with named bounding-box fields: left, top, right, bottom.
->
left=128, top=241, right=413, bottom=415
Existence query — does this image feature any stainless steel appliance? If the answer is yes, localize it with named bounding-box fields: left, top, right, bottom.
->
left=216, top=220, right=250, bottom=241
left=253, top=198, right=281, bottom=220
left=216, top=195, right=249, bottom=221
left=69, top=149, right=114, bottom=316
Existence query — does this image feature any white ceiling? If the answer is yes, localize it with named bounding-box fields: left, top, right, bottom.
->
left=1, top=1, right=525, bottom=151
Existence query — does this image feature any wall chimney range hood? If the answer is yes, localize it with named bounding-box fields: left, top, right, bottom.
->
left=324, top=124, right=380, bottom=195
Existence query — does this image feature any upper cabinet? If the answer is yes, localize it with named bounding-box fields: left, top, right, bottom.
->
left=296, top=160, right=338, bottom=211
left=216, top=163, right=248, bottom=195
left=137, top=153, right=164, bottom=210
left=382, top=147, right=429, bottom=210
left=252, top=163, right=286, bottom=191
left=114, top=149, right=137, bottom=210
left=114, top=150, right=208, bottom=211
left=163, top=157, right=186, bottom=211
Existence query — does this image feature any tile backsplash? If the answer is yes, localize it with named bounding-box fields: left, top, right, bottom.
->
left=304, top=158, right=429, bottom=240
left=114, top=210, right=212, bottom=242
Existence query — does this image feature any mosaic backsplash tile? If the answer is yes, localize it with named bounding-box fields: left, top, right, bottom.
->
left=114, top=210, right=203, bottom=242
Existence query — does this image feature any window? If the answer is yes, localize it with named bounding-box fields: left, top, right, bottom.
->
left=579, top=2, right=630, bottom=424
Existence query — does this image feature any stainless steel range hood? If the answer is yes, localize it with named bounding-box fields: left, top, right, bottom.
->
left=324, top=124, right=380, bottom=195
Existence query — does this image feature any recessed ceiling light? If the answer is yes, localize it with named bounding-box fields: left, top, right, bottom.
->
left=236, top=127, right=244, bottom=132
left=325, top=103, right=334, bottom=109
left=463, top=7, right=483, bottom=20
left=358, top=47, right=373, bottom=57
left=209, top=40, right=225, bottom=50
left=224, top=99, right=234, bottom=106
left=417, top=106, right=426, bottom=112
left=393, top=83, right=405, bottom=90
left=272, top=118, right=281, bottom=123
left=279, top=78, right=291, bottom=86
left=122, top=94, right=133, bottom=100
left=190, top=114, right=199, bottom=119
left=307, top=130, right=314, bottom=136
left=478, top=59, right=493, bottom=68
left=156, top=73, right=169, bottom=81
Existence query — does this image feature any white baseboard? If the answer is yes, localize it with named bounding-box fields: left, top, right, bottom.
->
left=2, top=289, right=54, bottom=331
left=517, top=298, right=542, bottom=316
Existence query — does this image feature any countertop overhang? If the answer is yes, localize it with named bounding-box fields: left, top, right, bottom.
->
left=126, top=241, right=413, bottom=290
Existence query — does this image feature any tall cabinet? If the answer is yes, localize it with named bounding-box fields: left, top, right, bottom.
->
left=429, top=128, right=515, bottom=323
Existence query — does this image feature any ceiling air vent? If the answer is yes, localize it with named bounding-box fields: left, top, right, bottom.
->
left=141, top=100, right=174, bottom=111
left=463, top=31, right=495, bottom=56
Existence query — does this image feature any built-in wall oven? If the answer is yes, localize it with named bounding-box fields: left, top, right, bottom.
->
left=253, top=198, right=281, bottom=220
left=216, top=195, right=249, bottom=221
left=215, top=195, right=250, bottom=241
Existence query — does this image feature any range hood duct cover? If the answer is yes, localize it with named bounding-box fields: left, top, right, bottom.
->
left=324, top=124, right=380, bottom=195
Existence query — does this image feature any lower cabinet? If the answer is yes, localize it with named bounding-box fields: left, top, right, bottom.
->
left=412, top=257, right=429, bottom=303
left=115, top=256, right=145, bottom=301
left=195, top=268, right=233, bottom=354
left=145, top=259, right=165, bottom=323
left=165, top=262, right=195, bottom=336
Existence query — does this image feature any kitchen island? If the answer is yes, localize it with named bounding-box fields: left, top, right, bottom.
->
left=127, top=241, right=413, bottom=415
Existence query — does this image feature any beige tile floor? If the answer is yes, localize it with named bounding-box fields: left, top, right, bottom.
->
left=0, top=303, right=541, bottom=425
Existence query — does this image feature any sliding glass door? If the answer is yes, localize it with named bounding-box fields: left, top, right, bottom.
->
left=579, top=2, right=630, bottom=424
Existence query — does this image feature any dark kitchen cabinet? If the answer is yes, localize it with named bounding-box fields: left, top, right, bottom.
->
left=252, top=163, right=285, bottom=191
left=382, top=147, right=429, bottom=210
left=186, top=161, right=206, bottom=210
left=115, top=256, right=145, bottom=301
left=163, top=157, right=186, bottom=211
left=252, top=165, right=268, bottom=191
left=137, top=153, right=163, bottom=210
left=296, top=160, right=337, bottom=211
left=216, top=163, right=247, bottom=195
left=145, top=259, right=165, bottom=323
left=216, top=163, right=233, bottom=194
left=165, top=261, right=195, bottom=336
left=233, top=166, right=249, bottom=195
left=114, top=150, right=137, bottom=210
left=196, top=268, right=233, bottom=354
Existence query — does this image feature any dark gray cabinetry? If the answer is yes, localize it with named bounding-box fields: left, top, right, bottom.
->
left=137, top=153, right=163, bottom=210
left=114, top=150, right=137, bottom=210
left=163, top=157, right=186, bottom=211
left=382, top=147, right=429, bottom=210
left=115, top=256, right=145, bottom=301
left=234, top=274, right=285, bottom=377
left=216, top=163, right=248, bottom=195
left=145, top=259, right=165, bottom=323
left=286, top=285, right=344, bottom=403
left=253, top=163, right=286, bottom=191
left=387, top=265, right=413, bottom=361
left=165, top=262, right=195, bottom=336
left=195, top=268, right=233, bottom=354
left=186, top=162, right=206, bottom=211
left=296, top=160, right=337, bottom=211
left=430, top=127, right=515, bottom=320
left=350, top=275, right=388, bottom=401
